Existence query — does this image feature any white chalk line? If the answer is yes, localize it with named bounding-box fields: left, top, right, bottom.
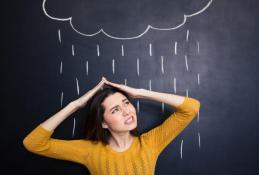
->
left=72, top=118, right=76, bottom=138
left=112, top=59, right=115, bottom=74
left=60, top=61, right=63, bottom=74
left=121, top=45, right=124, bottom=56
left=86, top=61, right=88, bottom=76
left=149, top=43, right=152, bottom=56
left=97, top=44, right=100, bottom=56
left=60, top=91, right=63, bottom=108
left=162, top=102, right=164, bottom=113
left=197, top=111, right=200, bottom=123
left=58, top=29, right=61, bottom=43
left=137, top=58, right=139, bottom=76
left=43, top=0, right=213, bottom=40
left=137, top=100, right=139, bottom=113
left=174, top=77, right=176, bottom=94
left=72, top=44, right=74, bottom=56
left=161, top=56, right=164, bottom=74
left=76, top=77, right=80, bottom=95
left=185, top=55, right=189, bottom=71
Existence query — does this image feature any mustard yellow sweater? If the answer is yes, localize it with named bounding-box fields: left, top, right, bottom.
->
left=23, top=97, right=200, bottom=175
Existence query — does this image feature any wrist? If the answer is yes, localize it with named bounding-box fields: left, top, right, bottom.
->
left=137, top=88, right=149, bottom=98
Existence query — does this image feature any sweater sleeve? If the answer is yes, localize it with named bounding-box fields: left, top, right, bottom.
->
left=23, top=125, right=90, bottom=165
left=141, top=97, right=200, bottom=155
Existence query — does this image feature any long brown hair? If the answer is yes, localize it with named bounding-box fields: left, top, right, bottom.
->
left=83, top=85, right=140, bottom=145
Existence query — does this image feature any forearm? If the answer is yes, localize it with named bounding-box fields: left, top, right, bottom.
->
left=138, top=89, right=186, bottom=108
left=41, top=101, right=79, bottom=131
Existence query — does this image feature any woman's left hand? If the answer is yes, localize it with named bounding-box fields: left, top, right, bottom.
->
left=102, top=77, right=143, bottom=98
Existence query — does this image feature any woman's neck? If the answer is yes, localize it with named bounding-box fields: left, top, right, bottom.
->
left=108, top=132, right=133, bottom=150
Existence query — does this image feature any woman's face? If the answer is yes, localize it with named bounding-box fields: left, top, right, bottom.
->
left=101, top=92, right=137, bottom=133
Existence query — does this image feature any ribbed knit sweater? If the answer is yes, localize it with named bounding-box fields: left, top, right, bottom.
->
left=23, top=97, right=200, bottom=175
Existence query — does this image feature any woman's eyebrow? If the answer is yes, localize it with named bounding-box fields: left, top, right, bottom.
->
left=109, top=98, right=128, bottom=112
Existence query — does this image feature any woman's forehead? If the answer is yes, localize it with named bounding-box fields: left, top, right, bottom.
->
left=102, top=92, right=127, bottom=107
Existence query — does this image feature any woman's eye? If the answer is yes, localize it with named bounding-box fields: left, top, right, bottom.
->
left=125, top=101, right=130, bottom=105
left=112, top=108, right=119, bottom=114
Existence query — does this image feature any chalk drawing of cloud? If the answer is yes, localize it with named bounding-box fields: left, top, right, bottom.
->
left=42, top=0, right=213, bottom=40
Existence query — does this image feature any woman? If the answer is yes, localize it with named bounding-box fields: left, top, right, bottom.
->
left=23, top=77, right=200, bottom=175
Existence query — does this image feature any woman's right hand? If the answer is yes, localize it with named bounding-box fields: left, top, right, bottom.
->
left=73, top=77, right=106, bottom=109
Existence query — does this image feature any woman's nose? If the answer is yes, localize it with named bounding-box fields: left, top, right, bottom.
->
left=122, top=107, right=130, bottom=116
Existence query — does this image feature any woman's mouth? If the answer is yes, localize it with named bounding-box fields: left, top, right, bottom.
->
left=125, top=116, right=134, bottom=124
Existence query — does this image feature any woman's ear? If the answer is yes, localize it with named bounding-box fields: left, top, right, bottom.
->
left=102, top=121, right=108, bottom=129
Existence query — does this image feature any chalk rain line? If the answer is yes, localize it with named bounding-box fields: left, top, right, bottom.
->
left=185, top=89, right=189, bottom=97
left=197, top=111, right=200, bottom=123
left=174, top=41, right=177, bottom=55
left=161, top=56, right=164, bottom=74
left=112, top=59, right=115, bottom=74
left=149, top=43, right=152, bottom=56
left=72, top=118, right=76, bottom=138
left=162, top=102, right=164, bottom=113
left=60, top=91, right=63, bottom=108
left=60, top=61, right=63, bottom=74
left=58, top=29, right=61, bottom=43
left=149, top=80, right=152, bottom=91
left=137, top=100, right=140, bottom=113
left=137, top=58, right=140, bottom=76
left=86, top=61, right=89, bottom=76
left=76, top=78, right=80, bottom=95
left=72, top=44, right=75, bottom=56
left=173, top=77, right=177, bottom=94
left=97, top=44, right=100, bottom=56
left=121, top=45, right=124, bottom=56
left=185, top=55, right=189, bottom=71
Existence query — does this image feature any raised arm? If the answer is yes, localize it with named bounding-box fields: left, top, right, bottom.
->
left=40, top=77, right=107, bottom=131
left=23, top=77, right=106, bottom=163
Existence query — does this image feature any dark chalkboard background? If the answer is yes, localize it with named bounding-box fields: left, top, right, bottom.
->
left=3, top=0, right=259, bottom=174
